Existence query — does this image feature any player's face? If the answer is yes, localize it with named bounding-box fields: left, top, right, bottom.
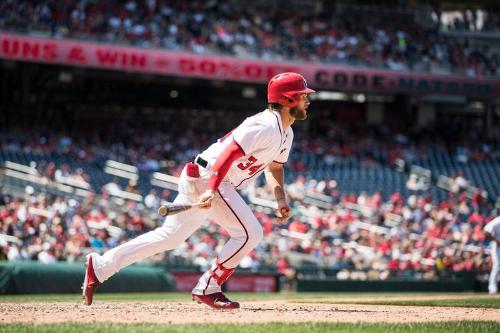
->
left=290, top=94, right=310, bottom=120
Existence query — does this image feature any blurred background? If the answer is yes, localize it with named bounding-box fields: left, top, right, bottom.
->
left=0, top=0, right=499, bottom=294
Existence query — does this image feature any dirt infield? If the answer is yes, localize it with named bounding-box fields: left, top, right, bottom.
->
left=1, top=297, right=499, bottom=324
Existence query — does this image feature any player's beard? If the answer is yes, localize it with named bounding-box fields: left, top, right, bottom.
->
left=290, top=106, right=307, bottom=120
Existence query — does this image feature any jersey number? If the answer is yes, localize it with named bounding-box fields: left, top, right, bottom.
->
left=237, top=156, right=263, bottom=176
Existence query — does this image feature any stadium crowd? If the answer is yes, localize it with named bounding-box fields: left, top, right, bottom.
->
left=0, top=177, right=495, bottom=280
left=1, top=112, right=498, bottom=176
left=440, top=10, right=500, bottom=32
left=248, top=177, right=494, bottom=280
left=0, top=0, right=498, bottom=76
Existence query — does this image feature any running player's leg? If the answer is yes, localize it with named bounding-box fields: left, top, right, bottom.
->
left=90, top=165, right=211, bottom=283
left=192, top=182, right=263, bottom=295
left=91, top=192, right=207, bottom=282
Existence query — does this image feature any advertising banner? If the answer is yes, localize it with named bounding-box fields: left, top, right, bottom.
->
left=1, top=32, right=498, bottom=98
left=171, top=272, right=278, bottom=292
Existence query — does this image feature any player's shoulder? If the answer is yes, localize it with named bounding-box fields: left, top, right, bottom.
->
left=252, top=109, right=275, bottom=122
left=241, top=110, right=276, bottom=131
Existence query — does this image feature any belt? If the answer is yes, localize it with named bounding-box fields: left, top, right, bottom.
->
left=194, top=155, right=208, bottom=169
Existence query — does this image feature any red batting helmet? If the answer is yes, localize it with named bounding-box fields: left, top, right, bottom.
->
left=267, top=72, right=315, bottom=107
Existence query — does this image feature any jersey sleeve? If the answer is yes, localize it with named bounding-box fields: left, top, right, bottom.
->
left=208, top=140, right=245, bottom=190
left=274, top=129, right=294, bottom=164
left=232, top=120, right=273, bottom=156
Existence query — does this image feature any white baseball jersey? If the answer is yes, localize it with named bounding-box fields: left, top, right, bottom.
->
left=198, top=109, right=293, bottom=189
left=485, top=217, right=500, bottom=242
left=91, top=109, right=294, bottom=298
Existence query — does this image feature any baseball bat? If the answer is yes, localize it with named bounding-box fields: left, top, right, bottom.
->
left=157, top=202, right=204, bottom=217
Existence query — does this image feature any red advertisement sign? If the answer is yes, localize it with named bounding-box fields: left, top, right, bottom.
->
left=225, top=274, right=278, bottom=292
left=1, top=32, right=498, bottom=98
left=171, top=272, right=278, bottom=292
left=171, top=272, right=202, bottom=292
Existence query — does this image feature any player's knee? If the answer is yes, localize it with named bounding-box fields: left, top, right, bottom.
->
left=155, top=226, right=185, bottom=248
left=247, top=224, right=264, bottom=247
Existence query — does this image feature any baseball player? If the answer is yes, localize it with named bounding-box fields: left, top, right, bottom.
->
left=82, top=72, right=315, bottom=309
left=484, top=216, right=500, bottom=294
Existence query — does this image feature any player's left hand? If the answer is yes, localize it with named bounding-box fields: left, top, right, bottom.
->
left=276, top=199, right=292, bottom=224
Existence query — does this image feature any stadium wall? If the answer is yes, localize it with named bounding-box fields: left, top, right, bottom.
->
left=0, top=261, right=175, bottom=294
left=0, top=262, right=280, bottom=294
left=296, top=273, right=479, bottom=292
left=0, top=262, right=489, bottom=294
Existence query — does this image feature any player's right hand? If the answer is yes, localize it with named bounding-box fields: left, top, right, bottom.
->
left=198, top=189, right=216, bottom=208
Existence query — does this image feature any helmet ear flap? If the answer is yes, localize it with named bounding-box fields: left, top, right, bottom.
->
left=282, top=93, right=296, bottom=106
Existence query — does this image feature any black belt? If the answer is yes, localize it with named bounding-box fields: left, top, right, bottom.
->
left=194, top=156, right=208, bottom=169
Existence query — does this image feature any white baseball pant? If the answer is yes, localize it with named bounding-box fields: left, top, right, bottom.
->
left=91, top=164, right=263, bottom=295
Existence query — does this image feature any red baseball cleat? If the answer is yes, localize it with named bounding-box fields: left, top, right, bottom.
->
left=192, top=292, right=240, bottom=309
left=82, top=254, right=101, bottom=306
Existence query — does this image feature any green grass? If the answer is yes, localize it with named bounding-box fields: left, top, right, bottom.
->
left=341, top=298, right=500, bottom=309
left=0, top=291, right=490, bottom=303
left=293, top=294, right=500, bottom=309
left=0, top=291, right=399, bottom=302
left=0, top=322, right=498, bottom=333
left=1, top=292, right=498, bottom=309
left=1, top=292, right=499, bottom=309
